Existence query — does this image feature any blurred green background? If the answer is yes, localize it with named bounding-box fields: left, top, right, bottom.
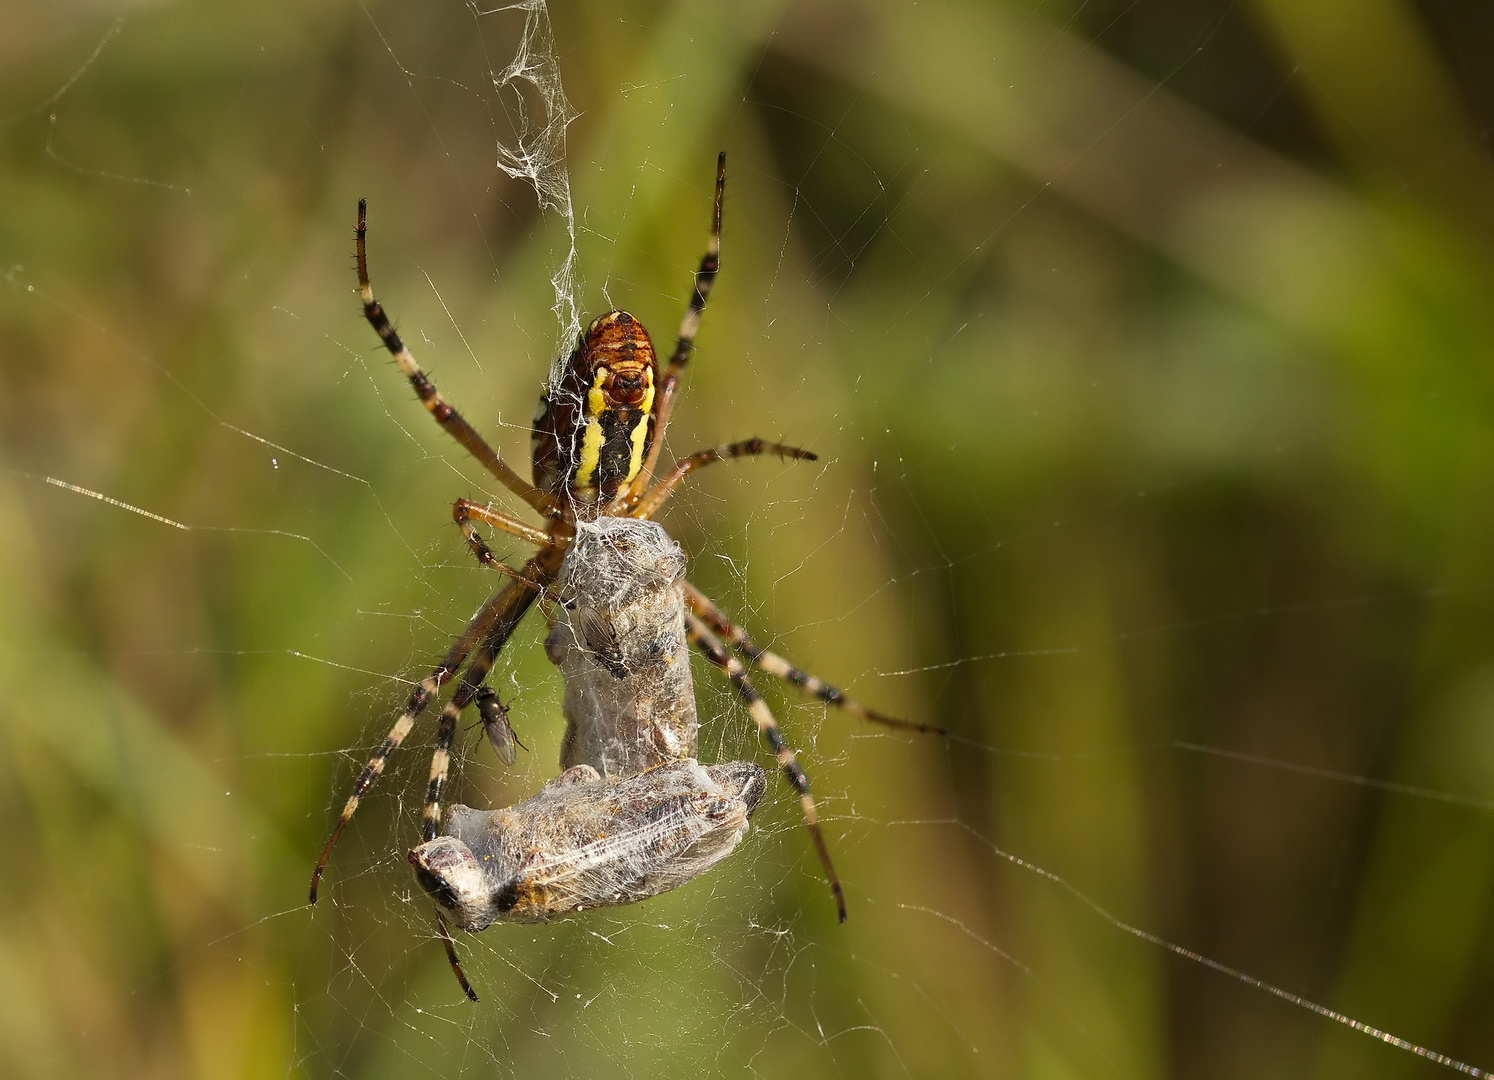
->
left=4, top=0, right=1494, bottom=1076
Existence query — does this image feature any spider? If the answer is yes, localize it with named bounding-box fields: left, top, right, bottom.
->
left=309, top=153, right=944, bottom=928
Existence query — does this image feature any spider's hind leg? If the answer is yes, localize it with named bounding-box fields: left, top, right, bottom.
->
left=620, top=152, right=727, bottom=511
left=355, top=199, right=560, bottom=519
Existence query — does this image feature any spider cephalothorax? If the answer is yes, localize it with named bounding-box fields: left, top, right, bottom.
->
left=532, top=310, right=658, bottom=504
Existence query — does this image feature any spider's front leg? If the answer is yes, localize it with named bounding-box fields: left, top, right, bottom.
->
left=406, top=542, right=566, bottom=1004
left=453, top=498, right=555, bottom=586
left=683, top=611, right=847, bottom=922
left=421, top=540, right=569, bottom=841
left=682, top=582, right=946, bottom=736
left=308, top=550, right=553, bottom=904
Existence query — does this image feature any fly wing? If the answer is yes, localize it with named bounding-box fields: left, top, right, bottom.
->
left=475, top=689, right=518, bottom=767
left=574, top=604, right=628, bottom=678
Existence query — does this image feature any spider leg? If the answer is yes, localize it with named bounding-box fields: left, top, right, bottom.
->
left=682, top=581, right=947, bottom=736
left=620, top=153, right=725, bottom=511
left=421, top=542, right=566, bottom=842
left=453, top=498, right=558, bottom=588
left=435, top=908, right=479, bottom=1001
left=684, top=611, right=847, bottom=923
left=422, top=700, right=465, bottom=843
left=629, top=439, right=816, bottom=521
left=454, top=498, right=555, bottom=550
left=357, top=199, right=561, bottom=520
left=309, top=547, right=555, bottom=904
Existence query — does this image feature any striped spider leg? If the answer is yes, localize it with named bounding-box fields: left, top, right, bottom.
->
left=681, top=582, right=948, bottom=738
left=674, top=588, right=948, bottom=925
left=355, top=200, right=562, bottom=523
left=622, top=449, right=859, bottom=922
left=307, top=204, right=574, bottom=912
left=612, top=152, right=725, bottom=515
left=679, top=612, right=847, bottom=920
left=308, top=546, right=561, bottom=906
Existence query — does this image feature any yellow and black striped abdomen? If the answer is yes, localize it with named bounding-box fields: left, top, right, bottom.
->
left=531, top=311, right=659, bottom=505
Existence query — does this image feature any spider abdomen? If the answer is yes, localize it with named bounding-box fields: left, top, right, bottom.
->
left=532, top=310, right=658, bottom=504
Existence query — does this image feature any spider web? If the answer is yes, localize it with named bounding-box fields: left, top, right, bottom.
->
left=3, top=0, right=1494, bottom=1077
left=481, top=0, right=582, bottom=367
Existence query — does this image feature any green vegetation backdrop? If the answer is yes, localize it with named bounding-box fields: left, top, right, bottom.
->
left=3, top=0, right=1494, bottom=1076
